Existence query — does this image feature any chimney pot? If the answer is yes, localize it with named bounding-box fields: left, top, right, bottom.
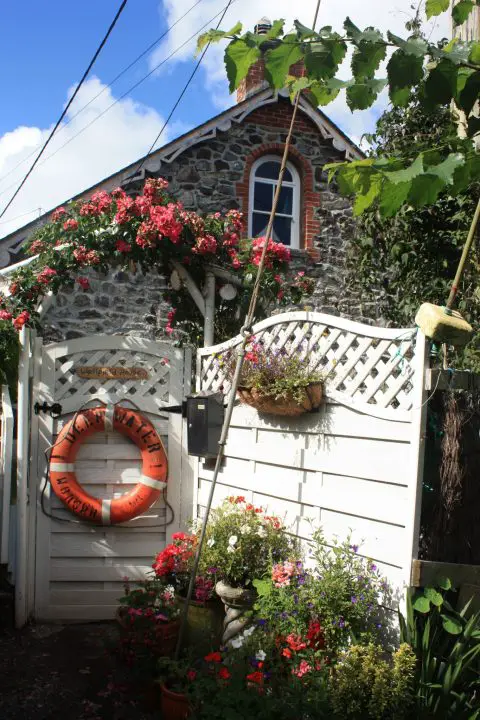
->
left=254, top=17, right=272, bottom=35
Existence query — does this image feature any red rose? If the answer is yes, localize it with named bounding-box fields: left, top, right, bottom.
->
left=63, top=219, right=79, bottom=231
left=13, top=311, right=30, bottom=330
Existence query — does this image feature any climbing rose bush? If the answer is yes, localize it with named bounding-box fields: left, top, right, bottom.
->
left=0, top=178, right=313, bottom=345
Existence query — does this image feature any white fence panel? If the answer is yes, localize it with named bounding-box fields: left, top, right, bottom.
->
left=30, top=335, right=192, bottom=622
left=1, top=384, right=14, bottom=565
left=197, top=311, right=428, bottom=605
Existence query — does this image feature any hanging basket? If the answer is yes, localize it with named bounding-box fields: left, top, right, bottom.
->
left=237, top=382, right=323, bottom=417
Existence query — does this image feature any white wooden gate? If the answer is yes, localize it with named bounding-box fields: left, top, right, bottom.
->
left=29, top=335, right=193, bottom=621
left=196, top=311, right=428, bottom=604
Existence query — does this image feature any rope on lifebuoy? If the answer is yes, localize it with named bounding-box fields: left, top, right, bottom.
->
left=49, top=405, right=168, bottom=525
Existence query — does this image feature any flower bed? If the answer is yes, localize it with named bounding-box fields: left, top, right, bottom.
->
left=117, top=506, right=480, bottom=718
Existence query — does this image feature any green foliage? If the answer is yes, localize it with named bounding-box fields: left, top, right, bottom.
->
left=399, top=585, right=480, bottom=717
left=0, top=322, right=19, bottom=398
left=452, top=0, right=478, bottom=26
left=197, top=497, right=298, bottom=588
left=329, top=643, right=417, bottom=719
left=201, top=4, right=480, bottom=216
left=426, top=0, right=451, bottom=19
left=346, top=93, right=480, bottom=370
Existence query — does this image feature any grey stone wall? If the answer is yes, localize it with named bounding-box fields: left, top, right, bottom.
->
left=45, top=100, right=378, bottom=341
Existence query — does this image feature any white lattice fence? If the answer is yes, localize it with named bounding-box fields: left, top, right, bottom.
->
left=198, top=311, right=418, bottom=421
left=196, top=312, right=428, bottom=603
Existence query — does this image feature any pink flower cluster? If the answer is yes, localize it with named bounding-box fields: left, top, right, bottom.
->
left=73, top=246, right=101, bottom=265
left=193, top=575, right=214, bottom=603
left=37, top=267, right=57, bottom=285
left=251, top=236, right=291, bottom=268
left=272, top=561, right=298, bottom=588
left=149, top=203, right=183, bottom=244
left=193, top=234, right=217, bottom=255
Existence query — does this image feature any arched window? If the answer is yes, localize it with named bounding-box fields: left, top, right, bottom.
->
left=248, top=156, right=300, bottom=249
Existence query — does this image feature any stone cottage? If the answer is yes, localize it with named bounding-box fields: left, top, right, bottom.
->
left=0, top=19, right=370, bottom=343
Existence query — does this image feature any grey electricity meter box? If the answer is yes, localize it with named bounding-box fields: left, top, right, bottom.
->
left=186, top=393, right=224, bottom=457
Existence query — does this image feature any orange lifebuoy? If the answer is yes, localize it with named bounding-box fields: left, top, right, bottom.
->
left=49, top=406, right=167, bottom=525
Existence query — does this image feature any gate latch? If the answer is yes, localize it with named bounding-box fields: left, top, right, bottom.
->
left=34, top=401, right=63, bottom=418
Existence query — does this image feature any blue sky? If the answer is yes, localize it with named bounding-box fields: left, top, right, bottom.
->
left=1, top=1, right=218, bottom=138
left=0, top=0, right=450, bottom=239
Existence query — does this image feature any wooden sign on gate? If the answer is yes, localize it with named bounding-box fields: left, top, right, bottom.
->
left=75, top=366, right=150, bottom=380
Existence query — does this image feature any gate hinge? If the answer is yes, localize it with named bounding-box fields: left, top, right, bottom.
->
left=34, top=401, right=63, bottom=418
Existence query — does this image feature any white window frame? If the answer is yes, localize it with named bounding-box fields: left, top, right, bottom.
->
left=248, top=155, right=301, bottom=250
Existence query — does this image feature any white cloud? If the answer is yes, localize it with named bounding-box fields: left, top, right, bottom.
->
left=0, top=77, right=172, bottom=239
left=152, top=0, right=452, bottom=141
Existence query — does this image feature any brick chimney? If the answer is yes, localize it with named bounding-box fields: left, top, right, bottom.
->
left=236, top=18, right=305, bottom=103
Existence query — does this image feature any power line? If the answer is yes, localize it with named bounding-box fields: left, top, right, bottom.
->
left=0, top=0, right=129, bottom=220
left=0, top=0, right=238, bottom=204
left=0, top=0, right=205, bottom=191
left=130, top=0, right=235, bottom=177
left=0, top=208, right=42, bottom=225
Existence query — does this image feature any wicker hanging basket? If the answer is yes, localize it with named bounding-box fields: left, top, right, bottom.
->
left=237, top=382, right=323, bottom=417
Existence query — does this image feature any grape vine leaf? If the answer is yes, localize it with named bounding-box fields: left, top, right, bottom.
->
left=387, top=51, right=424, bottom=106
left=196, top=22, right=243, bottom=54
left=224, top=39, right=261, bottom=92
left=379, top=181, right=411, bottom=216
left=386, top=32, right=428, bottom=58
left=264, top=34, right=303, bottom=88
left=425, top=0, right=450, bottom=19
left=351, top=41, right=387, bottom=79
left=452, top=0, right=476, bottom=26
left=346, top=78, right=387, bottom=110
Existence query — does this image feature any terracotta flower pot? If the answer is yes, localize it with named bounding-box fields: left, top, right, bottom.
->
left=160, top=683, right=191, bottom=720
left=176, top=595, right=223, bottom=656
left=115, top=608, right=180, bottom=658
left=237, top=382, right=323, bottom=417
left=215, top=580, right=256, bottom=645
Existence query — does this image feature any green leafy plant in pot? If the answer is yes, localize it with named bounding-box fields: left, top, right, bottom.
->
left=116, top=577, right=180, bottom=683
left=152, top=532, right=222, bottom=654
left=199, top=496, right=298, bottom=644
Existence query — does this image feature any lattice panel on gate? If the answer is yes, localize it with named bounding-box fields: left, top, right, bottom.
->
left=197, top=312, right=419, bottom=419
left=54, top=346, right=171, bottom=415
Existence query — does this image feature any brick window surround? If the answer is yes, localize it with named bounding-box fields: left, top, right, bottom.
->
left=236, top=143, right=321, bottom=253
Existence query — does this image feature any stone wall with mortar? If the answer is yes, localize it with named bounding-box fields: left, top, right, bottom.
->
left=44, top=97, right=380, bottom=342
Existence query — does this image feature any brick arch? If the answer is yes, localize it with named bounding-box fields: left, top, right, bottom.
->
left=236, top=143, right=321, bottom=251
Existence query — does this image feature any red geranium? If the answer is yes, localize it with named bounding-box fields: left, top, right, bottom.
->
left=204, top=651, right=222, bottom=663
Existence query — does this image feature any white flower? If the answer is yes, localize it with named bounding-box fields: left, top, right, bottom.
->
left=231, top=635, right=244, bottom=649
left=244, top=625, right=255, bottom=638
left=207, top=538, right=215, bottom=547
left=227, top=546, right=235, bottom=554
left=256, top=650, right=266, bottom=661
left=257, top=526, right=266, bottom=537
left=240, top=524, right=251, bottom=535
left=228, top=535, right=238, bottom=546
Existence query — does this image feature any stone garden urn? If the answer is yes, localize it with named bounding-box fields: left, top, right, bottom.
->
left=215, top=580, right=256, bottom=645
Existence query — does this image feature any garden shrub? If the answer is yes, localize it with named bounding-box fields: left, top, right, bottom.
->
left=329, top=643, right=416, bottom=719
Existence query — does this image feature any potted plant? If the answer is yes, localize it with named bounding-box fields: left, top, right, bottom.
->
left=199, top=496, right=298, bottom=644
left=158, top=656, right=197, bottom=720
left=116, top=578, right=181, bottom=668
left=152, top=532, right=222, bottom=654
left=224, top=338, right=326, bottom=416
